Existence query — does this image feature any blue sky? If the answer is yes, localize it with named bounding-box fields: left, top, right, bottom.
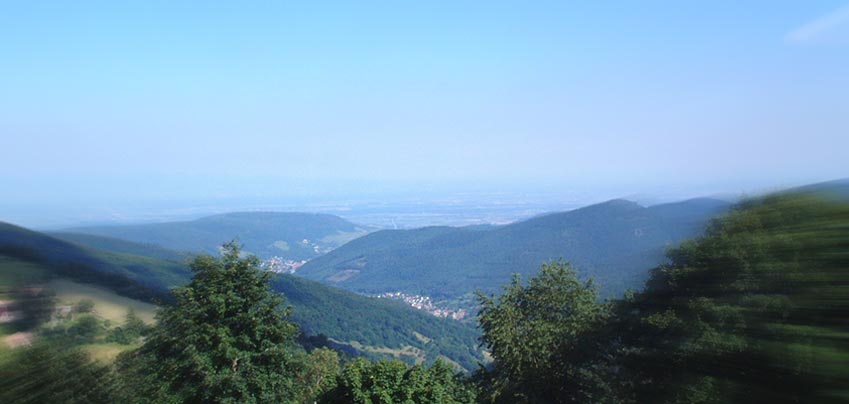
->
left=1, top=1, right=848, bottom=226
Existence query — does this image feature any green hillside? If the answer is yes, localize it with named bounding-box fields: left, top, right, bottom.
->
left=297, top=198, right=729, bottom=300
left=0, top=222, right=187, bottom=302
left=270, top=274, right=482, bottom=369
left=0, top=256, right=156, bottom=363
left=67, top=212, right=371, bottom=261
left=0, top=223, right=484, bottom=370
left=48, top=232, right=190, bottom=263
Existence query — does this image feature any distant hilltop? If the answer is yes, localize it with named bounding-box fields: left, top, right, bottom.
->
left=61, top=212, right=371, bottom=261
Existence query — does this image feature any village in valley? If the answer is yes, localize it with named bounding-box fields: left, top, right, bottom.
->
left=260, top=256, right=308, bottom=274
left=375, top=291, right=467, bottom=321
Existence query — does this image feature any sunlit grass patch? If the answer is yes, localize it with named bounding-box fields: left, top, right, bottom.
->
left=46, top=279, right=157, bottom=324
left=81, top=342, right=139, bottom=363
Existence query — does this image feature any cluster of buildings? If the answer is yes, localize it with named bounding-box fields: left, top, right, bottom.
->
left=376, top=291, right=467, bottom=320
left=261, top=257, right=307, bottom=274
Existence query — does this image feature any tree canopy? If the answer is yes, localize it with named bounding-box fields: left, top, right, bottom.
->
left=321, top=358, right=476, bottom=404
left=615, top=193, right=849, bottom=403
left=120, top=242, right=300, bottom=404
left=476, top=261, right=613, bottom=403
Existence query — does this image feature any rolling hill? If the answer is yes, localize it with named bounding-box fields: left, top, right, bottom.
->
left=47, top=232, right=190, bottom=263
left=0, top=222, right=484, bottom=370
left=296, top=198, right=730, bottom=301
left=65, top=212, right=371, bottom=261
left=0, top=221, right=189, bottom=301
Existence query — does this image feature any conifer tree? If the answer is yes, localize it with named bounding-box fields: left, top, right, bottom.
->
left=121, top=242, right=299, bottom=404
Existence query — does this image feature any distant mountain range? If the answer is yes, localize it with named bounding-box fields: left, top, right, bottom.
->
left=0, top=221, right=484, bottom=370
left=296, top=198, right=731, bottom=301
left=64, top=212, right=371, bottom=261
left=56, top=196, right=734, bottom=305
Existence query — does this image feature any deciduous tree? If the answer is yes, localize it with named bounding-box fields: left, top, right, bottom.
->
left=476, top=261, right=613, bottom=403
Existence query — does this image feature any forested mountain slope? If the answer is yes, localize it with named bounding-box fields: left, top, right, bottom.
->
left=297, top=198, right=730, bottom=300
left=0, top=221, right=189, bottom=300
left=48, top=232, right=190, bottom=263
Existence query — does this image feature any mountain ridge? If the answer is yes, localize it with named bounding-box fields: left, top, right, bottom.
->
left=296, top=197, right=731, bottom=300
left=65, top=211, right=372, bottom=261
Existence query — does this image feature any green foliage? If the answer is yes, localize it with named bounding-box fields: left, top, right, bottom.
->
left=123, top=307, right=147, bottom=332
left=615, top=193, right=849, bottom=403
left=293, top=347, right=341, bottom=401
left=75, top=298, right=95, bottom=313
left=106, top=308, right=150, bottom=345
left=321, top=358, right=476, bottom=404
left=0, top=342, right=126, bottom=403
left=475, top=261, right=615, bottom=403
left=472, top=193, right=849, bottom=403
left=67, top=314, right=102, bottom=343
left=119, top=242, right=301, bottom=404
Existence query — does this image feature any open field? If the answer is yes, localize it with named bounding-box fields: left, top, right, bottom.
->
left=82, top=342, right=140, bottom=363
left=1, top=257, right=157, bottom=325
left=47, top=279, right=157, bottom=324
left=338, top=339, right=427, bottom=364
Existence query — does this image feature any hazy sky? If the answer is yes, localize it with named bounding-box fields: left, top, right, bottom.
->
left=2, top=1, right=848, bottom=226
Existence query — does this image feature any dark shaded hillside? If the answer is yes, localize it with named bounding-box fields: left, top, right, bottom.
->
left=48, top=232, right=191, bottom=263
left=297, top=198, right=730, bottom=299
left=66, top=212, right=371, bottom=261
left=0, top=221, right=188, bottom=300
left=0, top=222, right=484, bottom=370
